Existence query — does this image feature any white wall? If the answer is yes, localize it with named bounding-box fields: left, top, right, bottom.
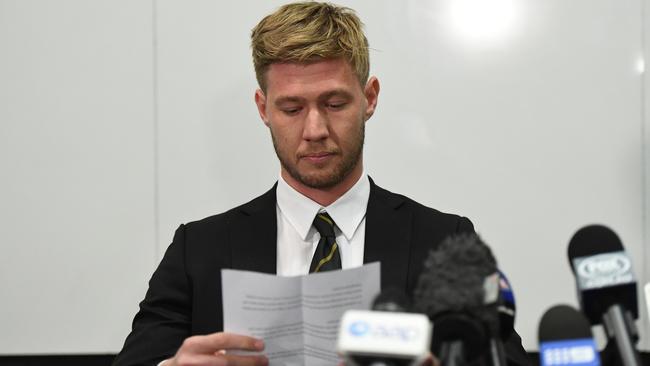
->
left=0, top=0, right=156, bottom=353
left=0, top=0, right=648, bottom=354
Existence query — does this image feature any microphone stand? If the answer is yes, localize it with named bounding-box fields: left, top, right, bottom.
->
left=488, top=338, right=506, bottom=366
left=602, top=304, right=641, bottom=366
left=439, top=341, right=467, bottom=366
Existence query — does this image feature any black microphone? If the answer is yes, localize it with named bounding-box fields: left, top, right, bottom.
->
left=413, top=233, right=504, bottom=366
left=491, top=270, right=517, bottom=366
left=538, top=304, right=600, bottom=366
left=496, top=270, right=516, bottom=341
left=567, top=224, right=641, bottom=366
left=372, top=287, right=412, bottom=313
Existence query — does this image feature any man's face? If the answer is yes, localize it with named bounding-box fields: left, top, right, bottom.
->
left=255, top=58, right=379, bottom=191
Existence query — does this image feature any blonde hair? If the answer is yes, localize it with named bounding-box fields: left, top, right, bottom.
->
left=251, top=1, right=369, bottom=91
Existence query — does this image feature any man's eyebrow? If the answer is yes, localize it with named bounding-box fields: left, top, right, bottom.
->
left=273, top=89, right=354, bottom=106
left=319, top=89, right=354, bottom=101
left=274, top=96, right=303, bottom=106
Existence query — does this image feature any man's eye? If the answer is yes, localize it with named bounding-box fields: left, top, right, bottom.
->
left=282, top=107, right=301, bottom=115
left=327, top=102, right=346, bottom=110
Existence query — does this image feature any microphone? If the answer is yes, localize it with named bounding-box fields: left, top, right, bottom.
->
left=538, top=304, right=600, bottom=366
left=372, top=287, right=412, bottom=313
left=496, top=270, right=516, bottom=340
left=567, top=224, right=641, bottom=366
left=413, top=233, right=504, bottom=366
left=337, top=288, right=432, bottom=366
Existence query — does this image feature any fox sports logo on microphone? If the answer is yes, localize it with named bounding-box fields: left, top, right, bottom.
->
left=573, top=251, right=634, bottom=289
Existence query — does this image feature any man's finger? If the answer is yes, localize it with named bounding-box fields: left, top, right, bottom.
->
left=221, top=353, right=269, bottom=366
left=173, top=353, right=268, bottom=366
left=181, top=333, right=264, bottom=354
left=173, top=353, right=223, bottom=366
left=205, top=333, right=265, bottom=351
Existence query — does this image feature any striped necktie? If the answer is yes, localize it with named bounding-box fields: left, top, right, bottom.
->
left=309, top=212, right=342, bottom=273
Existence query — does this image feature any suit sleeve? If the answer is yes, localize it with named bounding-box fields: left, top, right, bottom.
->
left=503, top=330, right=532, bottom=366
left=455, top=216, right=475, bottom=234
left=112, top=225, right=192, bottom=366
left=456, top=216, right=531, bottom=366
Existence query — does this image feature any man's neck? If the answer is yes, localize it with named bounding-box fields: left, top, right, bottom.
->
left=281, top=166, right=363, bottom=207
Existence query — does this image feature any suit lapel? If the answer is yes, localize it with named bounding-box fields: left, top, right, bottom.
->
left=230, top=184, right=278, bottom=274
left=364, top=178, right=412, bottom=291
left=228, top=179, right=413, bottom=281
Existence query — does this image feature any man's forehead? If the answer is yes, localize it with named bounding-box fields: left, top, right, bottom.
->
left=266, top=58, right=352, bottom=78
left=264, top=58, right=362, bottom=96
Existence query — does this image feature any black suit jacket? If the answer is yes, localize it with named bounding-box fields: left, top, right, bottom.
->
left=113, top=180, right=530, bottom=366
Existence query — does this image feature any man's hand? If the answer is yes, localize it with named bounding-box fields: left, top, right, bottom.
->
left=163, top=332, right=268, bottom=366
left=422, top=353, right=440, bottom=366
left=338, top=354, right=439, bottom=366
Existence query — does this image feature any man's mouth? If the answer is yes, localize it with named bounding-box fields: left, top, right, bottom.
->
left=301, top=152, right=335, bottom=164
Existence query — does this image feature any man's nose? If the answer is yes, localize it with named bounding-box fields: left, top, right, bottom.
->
left=302, top=107, right=329, bottom=141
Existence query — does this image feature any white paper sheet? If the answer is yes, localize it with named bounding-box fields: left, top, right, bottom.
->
left=222, top=262, right=380, bottom=366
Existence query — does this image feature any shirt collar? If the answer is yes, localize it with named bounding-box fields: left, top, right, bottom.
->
left=276, top=172, right=370, bottom=241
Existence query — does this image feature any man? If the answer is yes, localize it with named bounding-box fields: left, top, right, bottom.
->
left=113, top=2, right=529, bottom=366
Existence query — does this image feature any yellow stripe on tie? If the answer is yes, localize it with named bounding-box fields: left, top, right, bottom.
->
left=317, top=214, right=333, bottom=226
left=313, top=243, right=338, bottom=272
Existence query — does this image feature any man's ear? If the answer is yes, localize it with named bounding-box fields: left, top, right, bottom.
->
left=254, top=89, right=270, bottom=127
left=363, top=76, right=380, bottom=121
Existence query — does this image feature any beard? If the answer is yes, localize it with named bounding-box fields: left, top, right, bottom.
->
left=271, top=123, right=365, bottom=189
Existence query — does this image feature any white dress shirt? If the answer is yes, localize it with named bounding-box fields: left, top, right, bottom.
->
left=276, top=173, right=370, bottom=276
